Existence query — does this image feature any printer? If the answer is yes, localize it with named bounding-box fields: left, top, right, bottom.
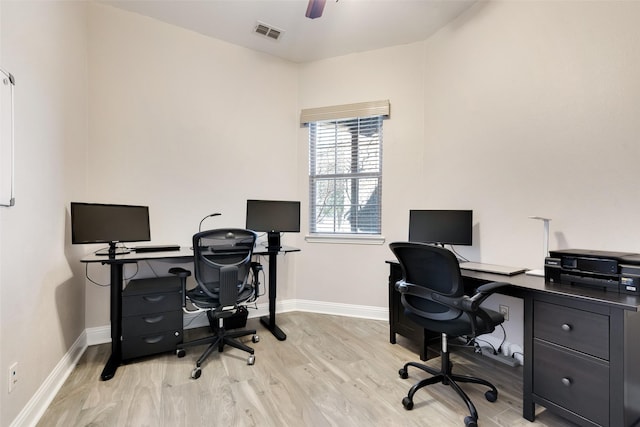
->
left=545, top=249, right=640, bottom=295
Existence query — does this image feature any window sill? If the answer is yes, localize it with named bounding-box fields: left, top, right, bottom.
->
left=305, top=234, right=386, bottom=245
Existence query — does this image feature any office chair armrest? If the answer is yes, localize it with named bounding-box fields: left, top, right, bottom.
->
left=168, top=267, right=192, bottom=278
left=400, top=281, right=481, bottom=312
left=435, top=281, right=509, bottom=312
left=395, top=280, right=433, bottom=299
left=169, top=267, right=192, bottom=309
left=430, top=293, right=478, bottom=312
left=468, top=281, right=511, bottom=306
left=475, top=281, right=510, bottom=295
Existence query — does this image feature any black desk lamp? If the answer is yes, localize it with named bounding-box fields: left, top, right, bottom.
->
left=199, top=212, right=221, bottom=232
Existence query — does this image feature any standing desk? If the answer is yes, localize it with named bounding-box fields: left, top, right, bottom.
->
left=81, top=245, right=299, bottom=381
left=255, top=245, right=300, bottom=341
left=387, top=261, right=640, bottom=426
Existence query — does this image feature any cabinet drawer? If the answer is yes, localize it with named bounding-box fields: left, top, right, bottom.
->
left=122, top=330, right=182, bottom=360
left=534, top=300, right=609, bottom=360
left=122, top=310, right=183, bottom=338
left=534, top=340, right=609, bottom=426
left=122, top=292, right=181, bottom=316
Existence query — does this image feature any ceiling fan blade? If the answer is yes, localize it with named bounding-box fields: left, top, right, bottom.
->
left=305, top=0, right=326, bottom=19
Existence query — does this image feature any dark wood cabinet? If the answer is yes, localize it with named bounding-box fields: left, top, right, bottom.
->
left=387, top=260, right=640, bottom=426
left=121, top=277, right=183, bottom=360
left=524, top=293, right=640, bottom=426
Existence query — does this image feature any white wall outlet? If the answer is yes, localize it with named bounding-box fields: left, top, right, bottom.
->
left=8, top=362, right=18, bottom=393
left=499, top=304, right=509, bottom=321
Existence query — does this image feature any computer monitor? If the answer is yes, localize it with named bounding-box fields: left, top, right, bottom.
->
left=408, top=210, right=473, bottom=246
left=245, top=199, right=300, bottom=250
left=71, top=202, right=151, bottom=255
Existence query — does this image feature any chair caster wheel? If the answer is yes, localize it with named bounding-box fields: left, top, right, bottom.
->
left=247, top=354, right=255, bottom=365
left=176, top=349, right=186, bottom=358
left=464, top=416, right=477, bottom=427
left=401, top=396, right=413, bottom=410
left=485, top=389, right=498, bottom=402
left=252, top=335, right=260, bottom=343
left=399, top=368, right=408, bottom=379
left=191, top=367, right=201, bottom=379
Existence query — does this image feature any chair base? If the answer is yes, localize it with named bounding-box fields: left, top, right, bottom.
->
left=398, top=334, right=498, bottom=427
left=177, top=312, right=258, bottom=379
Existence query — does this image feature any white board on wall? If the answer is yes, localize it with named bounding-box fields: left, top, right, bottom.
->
left=0, top=67, right=15, bottom=207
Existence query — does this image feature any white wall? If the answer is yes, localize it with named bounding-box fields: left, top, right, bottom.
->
left=6, top=0, right=640, bottom=424
left=420, top=0, right=640, bottom=266
left=84, top=4, right=300, bottom=328
left=297, top=0, right=640, bottom=348
left=0, top=1, right=88, bottom=425
left=297, top=42, right=427, bottom=309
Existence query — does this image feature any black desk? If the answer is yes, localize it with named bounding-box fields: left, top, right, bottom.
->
left=81, top=245, right=299, bottom=381
left=253, top=245, right=300, bottom=341
left=387, top=260, right=640, bottom=427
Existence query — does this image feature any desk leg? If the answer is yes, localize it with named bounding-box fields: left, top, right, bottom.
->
left=260, top=251, right=287, bottom=341
left=522, top=294, right=535, bottom=421
left=101, top=263, right=123, bottom=381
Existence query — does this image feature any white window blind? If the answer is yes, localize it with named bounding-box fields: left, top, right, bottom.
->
left=303, top=101, right=389, bottom=235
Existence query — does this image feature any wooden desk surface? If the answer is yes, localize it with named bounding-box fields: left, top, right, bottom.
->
left=387, top=260, right=640, bottom=312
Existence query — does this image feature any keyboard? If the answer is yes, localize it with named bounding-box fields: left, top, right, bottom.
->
left=459, top=262, right=527, bottom=276
left=134, top=245, right=180, bottom=253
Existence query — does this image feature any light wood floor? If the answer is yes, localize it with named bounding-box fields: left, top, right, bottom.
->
left=38, top=312, right=574, bottom=427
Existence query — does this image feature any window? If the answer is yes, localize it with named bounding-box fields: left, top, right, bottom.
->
left=301, top=100, right=389, bottom=236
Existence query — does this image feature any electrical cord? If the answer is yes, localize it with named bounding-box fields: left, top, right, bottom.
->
left=85, top=260, right=140, bottom=286
left=473, top=338, right=498, bottom=354
left=449, top=245, right=469, bottom=262
left=496, top=323, right=506, bottom=353
left=85, top=263, right=109, bottom=287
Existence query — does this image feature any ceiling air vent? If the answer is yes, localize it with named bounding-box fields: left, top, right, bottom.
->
left=254, top=22, right=284, bottom=41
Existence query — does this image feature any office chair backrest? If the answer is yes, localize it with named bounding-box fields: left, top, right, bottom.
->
left=192, top=228, right=257, bottom=305
left=389, top=242, right=465, bottom=321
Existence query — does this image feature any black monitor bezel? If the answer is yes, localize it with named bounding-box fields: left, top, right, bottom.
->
left=408, top=209, right=473, bottom=246
left=245, top=199, right=301, bottom=233
left=70, top=202, right=151, bottom=247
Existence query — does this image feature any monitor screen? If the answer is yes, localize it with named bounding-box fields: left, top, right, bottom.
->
left=71, top=202, right=151, bottom=245
left=245, top=199, right=301, bottom=233
left=408, top=210, right=473, bottom=246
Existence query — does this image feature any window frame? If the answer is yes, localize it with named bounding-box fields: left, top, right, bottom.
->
left=301, top=100, right=389, bottom=243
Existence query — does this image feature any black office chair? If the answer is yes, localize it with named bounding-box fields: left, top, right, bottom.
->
left=169, top=228, right=261, bottom=379
left=389, top=242, right=509, bottom=427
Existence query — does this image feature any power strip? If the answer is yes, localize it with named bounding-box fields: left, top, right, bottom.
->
left=478, top=348, right=520, bottom=367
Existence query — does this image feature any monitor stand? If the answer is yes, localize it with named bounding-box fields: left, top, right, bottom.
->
left=96, top=242, right=131, bottom=257
left=267, top=232, right=281, bottom=251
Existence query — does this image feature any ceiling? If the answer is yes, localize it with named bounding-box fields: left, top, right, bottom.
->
left=102, top=0, right=476, bottom=63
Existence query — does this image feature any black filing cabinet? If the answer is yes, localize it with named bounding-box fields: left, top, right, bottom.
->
left=525, top=293, right=640, bottom=427
left=532, top=299, right=610, bottom=426
left=122, top=276, right=183, bottom=360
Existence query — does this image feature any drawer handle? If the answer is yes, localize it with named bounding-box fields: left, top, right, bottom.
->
left=561, top=323, right=572, bottom=332
left=143, top=295, right=165, bottom=303
left=561, top=377, right=572, bottom=387
left=144, top=335, right=164, bottom=344
left=143, top=315, right=164, bottom=324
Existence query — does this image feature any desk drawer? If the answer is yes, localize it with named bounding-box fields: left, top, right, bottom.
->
left=533, top=300, right=609, bottom=360
left=122, top=310, right=183, bottom=338
left=122, top=330, right=182, bottom=360
left=534, top=340, right=609, bottom=426
left=122, top=292, right=182, bottom=317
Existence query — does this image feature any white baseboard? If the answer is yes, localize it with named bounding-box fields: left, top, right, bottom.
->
left=86, top=299, right=387, bottom=345
left=10, top=331, right=87, bottom=427
left=12, top=300, right=387, bottom=427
